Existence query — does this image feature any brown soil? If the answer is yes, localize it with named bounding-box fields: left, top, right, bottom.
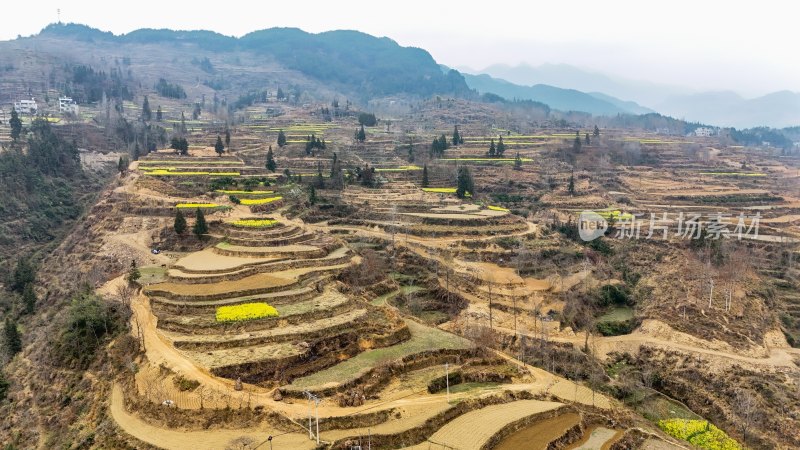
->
left=494, top=412, right=581, bottom=450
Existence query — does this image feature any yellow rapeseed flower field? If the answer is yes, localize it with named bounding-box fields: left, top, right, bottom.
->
left=239, top=196, right=283, bottom=206
left=231, top=219, right=279, bottom=228
left=657, top=419, right=742, bottom=450
left=176, top=203, right=220, bottom=209
left=216, top=303, right=279, bottom=322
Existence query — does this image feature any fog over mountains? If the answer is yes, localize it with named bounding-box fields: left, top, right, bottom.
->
left=460, top=63, right=800, bottom=129
left=2, top=23, right=798, bottom=129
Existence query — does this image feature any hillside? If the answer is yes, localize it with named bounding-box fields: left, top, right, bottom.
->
left=1, top=21, right=799, bottom=450
left=0, top=23, right=471, bottom=103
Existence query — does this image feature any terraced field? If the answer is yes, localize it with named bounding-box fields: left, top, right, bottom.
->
left=143, top=218, right=410, bottom=385
left=285, top=319, right=472, bottom=391
left=417, top=399, right=565, bottom=449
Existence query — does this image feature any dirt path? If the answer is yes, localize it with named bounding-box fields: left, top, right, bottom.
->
left=110, top=385, right=315, bottom=450
left=496, top=321, right=799, bottom=368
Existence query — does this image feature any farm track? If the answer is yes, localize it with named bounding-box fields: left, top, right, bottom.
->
left=494, top=321, right=800, bottom=368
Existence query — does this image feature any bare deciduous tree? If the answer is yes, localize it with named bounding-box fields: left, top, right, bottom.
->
left=735, top=390, right=759, bottom=445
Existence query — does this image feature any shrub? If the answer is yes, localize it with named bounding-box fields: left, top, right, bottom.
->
left=216, top=303, right=278, bottom=322
left=596, top=284, right=631, bottom=307
left=53, top=291, right=124, bottom=369
left=427, top=371, right=463, bottom=393
left=596, top=319, right=637, bottom=336
left=173, top=375, right=200, bottom=392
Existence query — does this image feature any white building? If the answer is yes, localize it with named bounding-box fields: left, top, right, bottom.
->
left=694, top=127, right=715, bottom=137
left=13, top=98, right=38, bottom=115
left=58, top=97, right=79, bottom=114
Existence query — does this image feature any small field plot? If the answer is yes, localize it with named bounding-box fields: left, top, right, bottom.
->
left=286, top=320, right=471, bottom=390
left=427, top=400, right=564, bottom=450
left=138, top=266, right=168, bottom=285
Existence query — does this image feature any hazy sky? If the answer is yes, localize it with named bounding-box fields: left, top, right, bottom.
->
left=1, top=0, right=796, bottom=97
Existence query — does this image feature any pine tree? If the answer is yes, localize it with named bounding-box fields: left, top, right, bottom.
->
left=496, top=136, right=506, bottom=156
left=452, top=126, right=461, bottom=146
left=117, top=156, right=128, bottom=175
left=142, top=95, right=152, bottom=121
left=174, top=208, right=187, bottom=235
left=568, top=172, right=575, bottom=195
left=585, top=133, right=590, bottom=145
left=0, top=370, right=9, bottom=402
left=456, top=166, right=474, bottom=199
left=225, top=128, right=231, bottom=148
left=489, top=139, right=496, bottom=157
left=593, top=125, right=600, bottom=137
left=170, top=137, right=189, bottom=155
left=4, top=317, right=22, bottom=356
left=214, top=135, right=225, bottom=156
left=514, top=152, right=523, bottom=170
left=12, top=258, right=35, bottom=293
left=128, top=259, right=141, bottom=285
left=9, top=108, right=22, bottom=141
left=133, top=143, right=141, bottom=161
left=193, top=208, right=208, bottom=238
left=277, top=130, right=287, bottom=147
left=357, top=125, right=366, bottom=142
left=422, top=164, right=429, bottom=187
left=308, top=184, right=317, bottom=205
left=156, top=106, right=163, bottom=122
left=23, top=283, right=36, bottom=314
left=440, top=134, right=449, bottom=151
left=573, top=134, right=582, bottom=153
left=266, top=146, right=276, bottom=172
left=315, top=165, right=325, bottom=189
left=180, top=112, right=187, bottom=134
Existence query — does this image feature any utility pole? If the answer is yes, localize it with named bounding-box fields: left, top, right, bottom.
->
left=708, top=277, right=714, bottom=309
left=303, top=391, right=321, bottom=443
left=488, top=282, right=493, bottom=330
left=445, top=363, right=450, bottom=403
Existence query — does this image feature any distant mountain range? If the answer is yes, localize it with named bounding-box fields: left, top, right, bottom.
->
left=460, top=63, right=800, bottom=128
left=458, top=71, right=653, bottom=116
left=4, top=24, right=800, bottom=128
left=655, top=90, right=800, bottom=129
left=461, top=63, right=689, bottom=108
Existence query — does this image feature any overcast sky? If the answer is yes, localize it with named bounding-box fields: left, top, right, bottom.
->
left=1, top=0, right=796, bottom=97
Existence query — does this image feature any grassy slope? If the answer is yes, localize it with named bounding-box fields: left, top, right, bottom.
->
left=287, top=320, right=471, bottom=389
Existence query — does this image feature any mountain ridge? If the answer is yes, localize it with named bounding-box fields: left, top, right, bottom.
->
left=31, top=23, right=472, bottom=99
